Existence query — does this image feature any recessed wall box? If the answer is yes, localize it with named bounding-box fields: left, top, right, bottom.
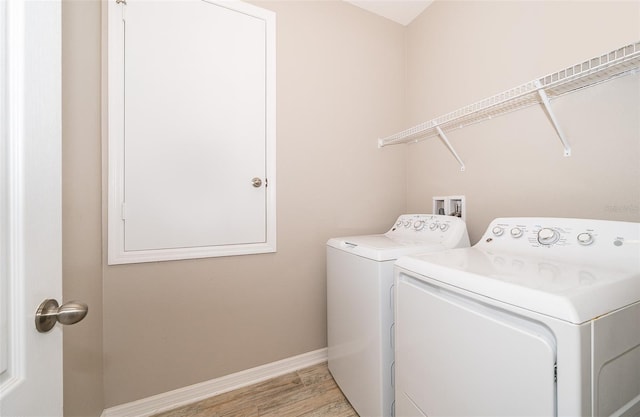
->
left=433, top=195, right=466, bottom=221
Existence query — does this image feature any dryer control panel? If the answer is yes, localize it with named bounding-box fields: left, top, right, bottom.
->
left=479, top=217, right=640, bottom=268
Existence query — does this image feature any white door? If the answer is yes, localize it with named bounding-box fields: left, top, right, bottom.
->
left=0, top=0, right=63, bottom=415
left=106, top=0, right=277, bottom=264
left=124, top=0, right=267, bottom=250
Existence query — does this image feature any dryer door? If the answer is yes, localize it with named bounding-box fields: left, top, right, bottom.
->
left=395, top=272, right=557, bottom=417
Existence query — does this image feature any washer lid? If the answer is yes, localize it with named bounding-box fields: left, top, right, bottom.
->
left=327, top=234, right=446, bottom=261
left=396, top=247, right=640, bottom=324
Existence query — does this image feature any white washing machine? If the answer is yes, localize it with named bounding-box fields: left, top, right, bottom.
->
left=394, top=217, right=640, bottom=417
left=327, top=214, right=470, bottom=417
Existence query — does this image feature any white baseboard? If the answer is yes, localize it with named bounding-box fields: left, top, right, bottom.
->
left=101, top=348, right=328, bottom=417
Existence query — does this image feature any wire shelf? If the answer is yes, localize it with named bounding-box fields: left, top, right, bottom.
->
left=379, top=41, right=640, bottom=149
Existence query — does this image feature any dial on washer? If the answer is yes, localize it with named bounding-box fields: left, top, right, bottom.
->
left=537, top=228, right=560, bottom=245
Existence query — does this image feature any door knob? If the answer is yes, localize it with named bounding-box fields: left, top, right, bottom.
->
left=251, top=177, right=263, bottom=188
left=35, top=299, right=88, bottom=333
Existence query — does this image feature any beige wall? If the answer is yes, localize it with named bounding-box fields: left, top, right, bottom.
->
left=61, top=0, right=640, bottom=414
left=100, top=0, right=407, bottom=407
left=62, top=1, right=104, bottom=416
left=404, top=1, right=640, bottom=243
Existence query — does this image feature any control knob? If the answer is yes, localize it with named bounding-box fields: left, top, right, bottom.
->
left=404, top=220, right=412, bottom=228
left=440, top=223, right=449, bottom=232
left=492, top=226, right=504, bottom=236
left=537, top=228, right=560, bottom=245
left=429, top=222, right=438, bottom=231
left=577, top=232, right=594, bottom=246
left=413, top=220, right=425, bottom=231
left=510, top=227, right=523, bottom=238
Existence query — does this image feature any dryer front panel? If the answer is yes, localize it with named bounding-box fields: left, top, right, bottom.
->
left=593, top=302, right=640, bottom=417
left=395, top=272, right=557, bottom=417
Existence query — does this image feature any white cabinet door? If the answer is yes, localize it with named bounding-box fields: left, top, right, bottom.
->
left=106, top=0, right=276, bottom=264
left=0, top=1, right=63, bottom=415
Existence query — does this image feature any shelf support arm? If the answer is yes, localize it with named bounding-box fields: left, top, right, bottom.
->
left=435, top=125, right=465, bottom=172
left=535, top=80, right=571, bottom=157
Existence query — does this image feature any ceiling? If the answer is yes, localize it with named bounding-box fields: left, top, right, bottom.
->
left=345, top=0, right=434, bottom=26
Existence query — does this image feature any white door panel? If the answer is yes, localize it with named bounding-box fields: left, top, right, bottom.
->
left=124, top=0, right=266, bottom=251
left=107, top=0, right=276, bottom=264
left=0, top=0, right=63, bottom=415
left=395, top=273, right=557, bottom=417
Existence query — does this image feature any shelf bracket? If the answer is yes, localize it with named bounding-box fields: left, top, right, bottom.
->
left=535, top=80, right=571, bottom=157
left=435, top=125, right=465, bottom=171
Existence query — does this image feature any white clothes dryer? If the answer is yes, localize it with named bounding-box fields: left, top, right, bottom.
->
left=394, top=217, right=640, bottom=417
left=327, top=214, right=470, bottom=417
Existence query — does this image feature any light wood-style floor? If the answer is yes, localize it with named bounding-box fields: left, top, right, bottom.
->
left=151, top=362, right=359, bottom=417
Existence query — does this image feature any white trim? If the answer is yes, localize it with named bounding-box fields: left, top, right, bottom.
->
left=0, top=0, right=26, bottom=393
left=0, top=0, right=9, bottom=380
left=101, top=348, right=327, bottom=417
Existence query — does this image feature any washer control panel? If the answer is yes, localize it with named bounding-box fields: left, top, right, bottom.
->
left=480, top=217, right=639, bottom=265
left=387, top=214, right=470, bottom=247
left=389, top=214, right=464, bottom=236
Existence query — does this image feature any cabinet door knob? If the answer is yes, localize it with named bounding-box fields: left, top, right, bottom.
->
left=251, top=177, right=263, bottom=188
